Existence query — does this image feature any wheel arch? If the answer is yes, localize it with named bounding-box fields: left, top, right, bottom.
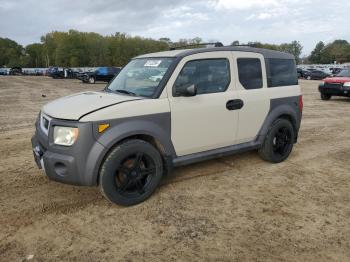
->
left=278, top=114, right=297, bottom=133
left=91, top=117, right=175, bottom=185
left=94, top=133, right=173, bottom=185
left=257, top=101, right=300, bottom=144
left=116, top=134, right=168, bottom=156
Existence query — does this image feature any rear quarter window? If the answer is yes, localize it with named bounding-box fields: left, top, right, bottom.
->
left=237, top=58, right=263, bottom=90
left=266, top=59, right=298, bottom=87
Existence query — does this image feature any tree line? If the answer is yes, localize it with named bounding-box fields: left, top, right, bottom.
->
left=0, top=30, right=170, bottom=68
left=0, top=30, right=349, bottom=68
left=230, top=40, right=303, bottom=63
left=308, top=40, right=350, bottom=64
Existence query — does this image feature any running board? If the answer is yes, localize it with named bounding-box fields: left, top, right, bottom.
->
left=173, top=141, right=261, bottom=167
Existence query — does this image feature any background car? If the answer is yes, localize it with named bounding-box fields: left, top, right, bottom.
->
left=331, top=68, right=343, bottom=76
left=304, top=70, right=329, bottom=80
left=297, top=68, right=312, bottom=79
left=0, top=68, right=9, bottom=75
left=319, top=68, right=350, bottom=100
left=9, top=67, right=22, bottom=75
left=48, top=67, right=62, bottom=78
left=300, top=69, right=312, bottom=79
left=297, top=68, right=303, bottom=78
left=48, top=67, right=76, bottom=79
left=81, top=66, right=121, bottom=84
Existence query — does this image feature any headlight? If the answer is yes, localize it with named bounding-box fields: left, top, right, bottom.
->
left=343, top=82, right=350, bottom=87
left=53, top=126, right=79, bottom=146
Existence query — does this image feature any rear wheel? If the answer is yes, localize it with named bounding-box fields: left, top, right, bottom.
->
left=259, top=119, right=295, bottom=163
left=321, top=93, right=331, bottom=100
left=99, top=140, right=163, bottom=206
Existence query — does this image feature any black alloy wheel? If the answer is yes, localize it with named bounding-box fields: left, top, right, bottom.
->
left=99, top=140, right=163, bottom=206
left=259, top=118, right=295, bottom=163
left=115, top=152, right=156, bottom=197
left=272, top=126, right=292, bottom=157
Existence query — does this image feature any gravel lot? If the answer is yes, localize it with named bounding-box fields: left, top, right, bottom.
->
left=0, top=76, right=349, bottom=261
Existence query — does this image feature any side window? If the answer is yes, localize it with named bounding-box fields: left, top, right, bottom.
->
left=174, top=59, right=230, bottom=95
left=266, top=58, right=298, bottom=87
left=237, top=58, right=263, bottom=90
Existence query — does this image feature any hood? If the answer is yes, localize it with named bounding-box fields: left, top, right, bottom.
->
left=324, top=77, right=350, bottom=83
left=42, top=91, right=140, bottom=120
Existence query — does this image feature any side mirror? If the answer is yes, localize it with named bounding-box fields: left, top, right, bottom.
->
left=176, top=84, right=197, bottom=97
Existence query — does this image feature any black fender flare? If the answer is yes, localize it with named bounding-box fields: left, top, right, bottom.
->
left=257, top=99, right=301, bottom=144
left=97, top=119, right=175, bottom=155
left=89, top=113, right=176, bottom=184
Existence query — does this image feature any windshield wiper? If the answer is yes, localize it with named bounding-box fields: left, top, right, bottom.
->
left=115, top=89, right=137, bottom=96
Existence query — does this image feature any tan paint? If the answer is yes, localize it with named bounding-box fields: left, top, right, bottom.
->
left=44, top=49, right=301, bottom=158
left=232, top=52, right=270, bottom=143
left=166, top=51, right=239, bottom=156
left=80, top=98, right=170, bottom=122
left=42, top=91, right=136, bottom=120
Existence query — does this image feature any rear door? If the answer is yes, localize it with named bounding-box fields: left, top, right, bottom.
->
left=233, top=52, right=270, bottom=143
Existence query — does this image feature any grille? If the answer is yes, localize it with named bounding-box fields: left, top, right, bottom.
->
left=43, top=117, right=49, bottom=129
left=324, top=82, right=343, bottom=89
left=40, top=113, right=51, bottom=136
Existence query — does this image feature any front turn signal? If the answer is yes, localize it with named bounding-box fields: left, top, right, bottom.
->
left=98, top=123, right=110, bottom=133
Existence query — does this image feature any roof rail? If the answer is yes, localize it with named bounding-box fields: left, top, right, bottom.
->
left=170, top=42, right=224, bottom=50
left=231, top=44, right=258, bottom=48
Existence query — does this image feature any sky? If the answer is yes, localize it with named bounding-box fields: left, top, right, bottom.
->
left=0, top=0, right=349, bottom=55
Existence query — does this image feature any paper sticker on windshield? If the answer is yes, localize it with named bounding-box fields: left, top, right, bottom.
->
left=144, top=60, right=162, bottom=67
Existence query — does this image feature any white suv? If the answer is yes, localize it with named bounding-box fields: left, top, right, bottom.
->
left=32, top=46, right=303, bottom=206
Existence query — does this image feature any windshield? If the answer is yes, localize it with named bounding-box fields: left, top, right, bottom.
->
left=106, top=58, right=175, bottom=97
left=336, top=69, right=350, bottom=77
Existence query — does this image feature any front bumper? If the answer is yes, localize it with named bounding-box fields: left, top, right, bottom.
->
left=31, top=116, right=106, bottom=186
left=319, top=84, right=350, bottom=96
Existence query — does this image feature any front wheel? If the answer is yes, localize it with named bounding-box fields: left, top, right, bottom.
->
left=99, top=140, right=163, bottom=206
left=259, top=119, right=295, bottom=163
left=321, top=93, right=331, bottom=100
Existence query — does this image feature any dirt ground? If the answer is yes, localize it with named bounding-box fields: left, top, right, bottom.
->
left=0, top=76, right=349, bottom=262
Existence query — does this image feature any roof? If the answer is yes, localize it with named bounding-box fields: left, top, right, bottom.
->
left=135, top=46, right=295, bottom=60
left=135, top=49, right=191, bottom=58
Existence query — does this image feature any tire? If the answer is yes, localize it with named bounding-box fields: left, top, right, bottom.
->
left=321, top=93, right=331, bottom=100
left=259, top=119, right=295, bottom=163
left=88, top=76, right=95, bottom=84
left=99, top=139, right=163, bottom=206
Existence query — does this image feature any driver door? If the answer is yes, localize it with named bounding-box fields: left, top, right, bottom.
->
left=166, top=52, right=239, bottom=156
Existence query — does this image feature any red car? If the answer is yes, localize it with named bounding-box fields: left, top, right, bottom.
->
left=319, top=68, right=350, bottom=100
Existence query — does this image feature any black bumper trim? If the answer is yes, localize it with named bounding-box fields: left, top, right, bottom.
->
left=319, top=85, right=350, bottom=96
left=31, top=118, right=107, bottom=186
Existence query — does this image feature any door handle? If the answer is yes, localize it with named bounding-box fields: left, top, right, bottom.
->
left=226, top=99, right=244, bottom=110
